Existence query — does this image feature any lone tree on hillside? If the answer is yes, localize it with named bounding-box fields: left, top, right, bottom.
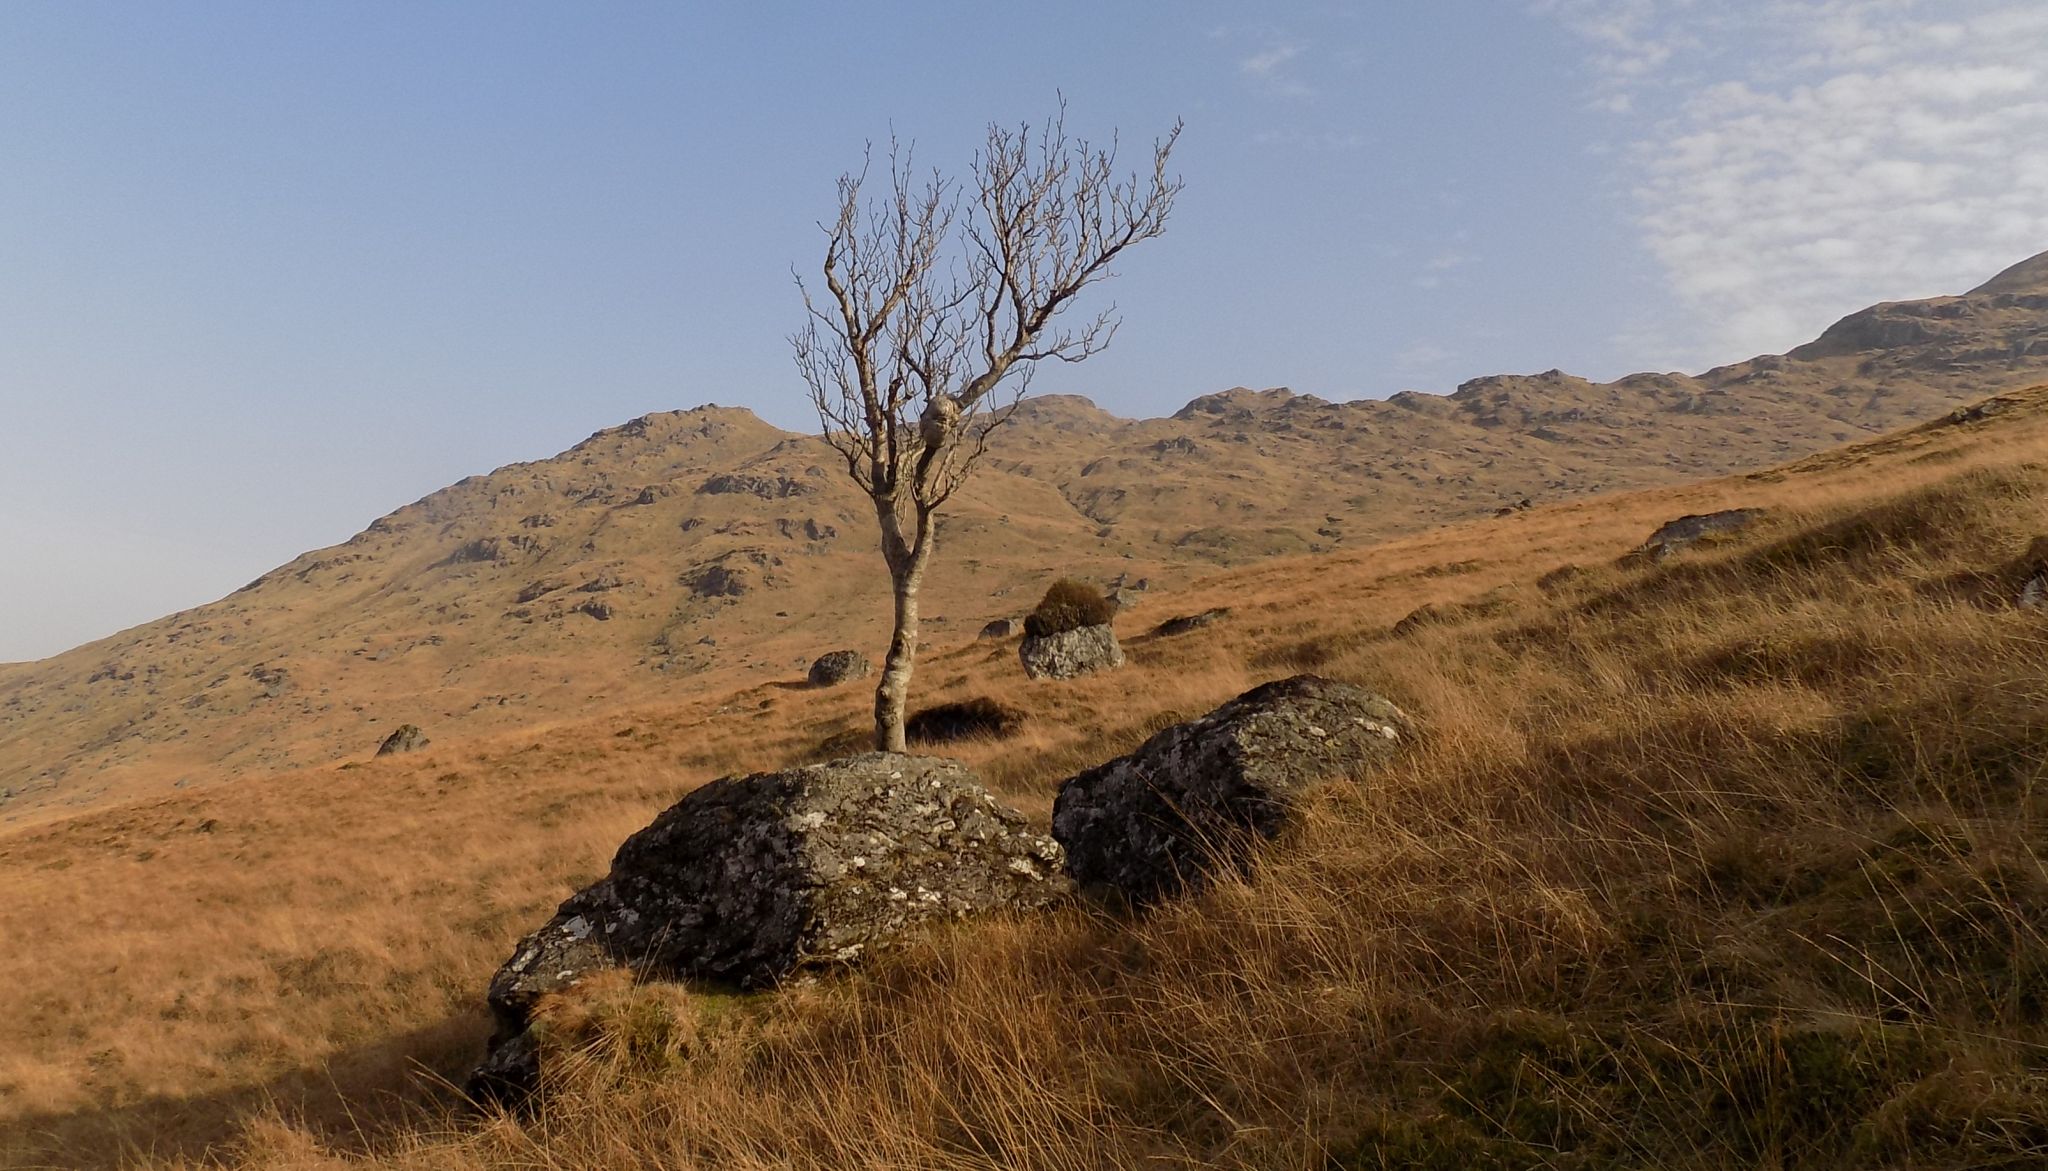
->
left=793, top=107, right=1181, bottom=752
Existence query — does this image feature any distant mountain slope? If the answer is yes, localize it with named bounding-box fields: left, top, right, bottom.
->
left=4, top=248, right=2046, bottom=820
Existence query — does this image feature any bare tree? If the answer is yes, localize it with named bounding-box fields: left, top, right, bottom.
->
left=793, top=107, right=1181, bottom=752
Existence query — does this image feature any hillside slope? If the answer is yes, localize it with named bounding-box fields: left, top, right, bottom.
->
left=3, top=380, right=2044, bottom=1169
left=3, top=248, right=2046, bottom=820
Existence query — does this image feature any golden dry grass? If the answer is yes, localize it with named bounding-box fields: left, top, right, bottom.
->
left=4, top=387, right=2048, bottom=1168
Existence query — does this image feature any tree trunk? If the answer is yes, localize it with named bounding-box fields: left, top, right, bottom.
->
left=871, top=504, right=934, bottom=753
left=873, top=565, right=919, bottom=752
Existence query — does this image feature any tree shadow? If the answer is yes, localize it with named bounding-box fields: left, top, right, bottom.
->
left=0, top=1013, right=491, bottom=1170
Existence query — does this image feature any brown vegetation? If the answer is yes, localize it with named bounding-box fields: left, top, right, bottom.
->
left=1024, top=578, right=1118, bottom=638
left=3, top=386, right=2047, bottom=1168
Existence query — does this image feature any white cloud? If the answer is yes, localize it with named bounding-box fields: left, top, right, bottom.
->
left=1251, top=127, right=1366, bottom=151
left=1543, top=0, right=2048, bottom=366
left=1240, top=44, right=1302, bottom=78
left=1214, top=24, right=1316, bottom=98
left=1414, top=248, right=1479, bottom=290
left=1395, top=340, right=1454, bottom=374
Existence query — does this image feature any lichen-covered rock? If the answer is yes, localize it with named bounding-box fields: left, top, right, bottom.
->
left=1634, top=509, right=1766, bottom=561
left=376, top=724, right=429, bottom=756
left=472, top=753, right=1068, bottom=1099
left=1051, top=675, right=1412, bottom=905
left=807, top=650, right=871, bottom=687
left=1018, top=624, right=1124, bottom=680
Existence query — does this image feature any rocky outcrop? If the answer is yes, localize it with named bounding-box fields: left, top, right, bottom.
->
left=376, top=724, right=429, bottom=756
left=807, top=650, right=871, bottom=688
left=682, top=564, right=750, bottom=598
left=978, top=618, right=1021, bottom=640
left=697, top=472, right=812, bottom=499
left=249, top=664, right=290, bottom=699
left=473, top=754, right=1068, bottom=1099
left=516, top=579, right=565, bottom=604
left=1019, top=624, right=1124, bottom=680
left=1051, top=675, right=1412, bottom=905
left=1635, top=509, right=1765, bottom=561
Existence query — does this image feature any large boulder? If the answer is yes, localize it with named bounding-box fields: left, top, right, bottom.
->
left=1019, top=624, right=1124, bottom=680
left=1051, top=675, right=1412, bottom=905
left=473, top=753, right=1068, bottom=1099
left=807, top=650, right=871, bottom=687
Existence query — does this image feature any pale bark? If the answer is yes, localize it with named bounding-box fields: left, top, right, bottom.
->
left=873, top=500, right=934, bottom=751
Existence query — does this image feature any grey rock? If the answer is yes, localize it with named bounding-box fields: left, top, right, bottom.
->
left=1152, top=608, right=1229, bottom=637
left=2022, top=574, right=2046, bottom=610
left=1635, top=509, right=1766, bottom=561
left=1051, top=675, right=1412, bottom=905
left=1018, top=624, right=1125, bottom=680
left=2017, top=536, right=2048, bottom=609
left=978, top=617, right=1022, bottom=640
left=807, top=650, right=871, bottom=688
left=473, top=754, right=1068, bottom=1100
left=376, top=724, right=429, bottom=756
left=1104, top=586, right=1143, bottom=613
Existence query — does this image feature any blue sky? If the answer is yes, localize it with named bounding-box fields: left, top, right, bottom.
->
left=3, top=1, right=2046, bottom=661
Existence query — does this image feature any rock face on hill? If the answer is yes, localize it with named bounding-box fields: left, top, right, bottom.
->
left=473, top=753, right=1068, bottom=1097
left=9, top=250, right=2048, bottom=819
left=1052, top=675, right=1413, bottom=904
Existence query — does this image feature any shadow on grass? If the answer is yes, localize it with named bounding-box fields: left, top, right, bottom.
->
left=0, top=1012, right=490, bottom=1170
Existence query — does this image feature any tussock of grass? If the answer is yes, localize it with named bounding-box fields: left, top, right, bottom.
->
left=7, top=391, right=2048, bottom=1169
left=1024, top=579, right=1116, bottom=638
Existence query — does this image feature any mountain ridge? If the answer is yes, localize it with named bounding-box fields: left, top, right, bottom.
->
left=4, top=248, right=2046, bottom=820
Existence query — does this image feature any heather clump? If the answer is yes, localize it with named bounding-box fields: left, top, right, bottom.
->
left=1024, top=579, right=1116, bottom=638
